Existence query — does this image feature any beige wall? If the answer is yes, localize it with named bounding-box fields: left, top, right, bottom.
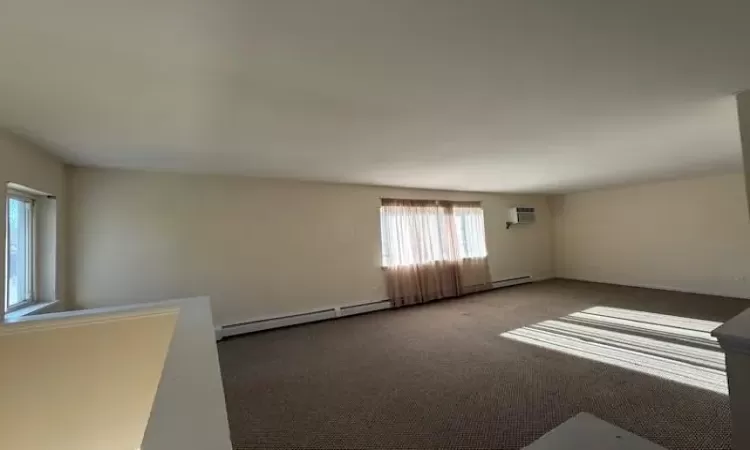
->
left=69, top=168, right=553, bottom=325
left=0, top=307, right=177, bottom=450
left=738, top=91, right=750, bottom=215
left=553, top=172, right=750, bottom=298
left=0, top=131, right=68, bottom=317
left=23, top=297, right=233, bottom=450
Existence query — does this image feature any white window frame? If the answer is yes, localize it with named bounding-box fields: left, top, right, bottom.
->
left=5, top=190, right=37, bottom=313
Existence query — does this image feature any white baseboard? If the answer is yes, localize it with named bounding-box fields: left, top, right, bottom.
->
left=216, top=275, right=547, bottom=340
left=558, top=275, right=750, bottom=300
left=491, top=275, right=536, bottom=289
left=217, top=299, right=392, bottom=340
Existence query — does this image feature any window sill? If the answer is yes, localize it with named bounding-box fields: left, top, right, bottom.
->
left=4, top=301, right=61, bottom=323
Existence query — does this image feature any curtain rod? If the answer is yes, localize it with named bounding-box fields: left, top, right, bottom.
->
left=380, top=197, right=482, bottom=205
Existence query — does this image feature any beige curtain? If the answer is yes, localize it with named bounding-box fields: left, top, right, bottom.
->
left=380, top=199, right=491, bottom=307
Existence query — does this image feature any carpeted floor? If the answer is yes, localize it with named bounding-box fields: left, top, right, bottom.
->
left=218, top=279, right=748, bottom=449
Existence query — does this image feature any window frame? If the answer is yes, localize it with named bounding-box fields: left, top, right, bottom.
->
left=379, top=202, right=488, bottom=268
left=5, top=190, right=37, bottom=313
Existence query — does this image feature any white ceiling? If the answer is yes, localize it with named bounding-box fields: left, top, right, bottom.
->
left=1, top=0, right=748, bottom=193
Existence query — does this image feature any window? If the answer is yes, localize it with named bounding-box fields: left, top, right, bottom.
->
left=453, top=205, right=489, bottom=259
left=380, top=201, right=488, bottom=267
left=5, top=192, right=35, bottom=312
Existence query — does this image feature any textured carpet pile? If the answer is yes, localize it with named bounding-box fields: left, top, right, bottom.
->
left=219, top=280, right=745, bottom=449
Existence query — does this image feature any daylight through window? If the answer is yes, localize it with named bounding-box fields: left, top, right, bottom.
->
left=5, top=193, right=35, bottom=311
left=380, top=201, right=487, bottom=267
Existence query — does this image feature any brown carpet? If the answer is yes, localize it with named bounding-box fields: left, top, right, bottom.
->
left=218, top=279, right=748, bottom=449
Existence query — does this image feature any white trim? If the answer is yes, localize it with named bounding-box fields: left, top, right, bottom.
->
left=6, top=182, right=52, bottom=198
left=22, top=297, right=210, bottom=324
left=340, top=299, right=391, bottom=316
left=4, top=192, right=37, bottom=312
left=491, top=275, right=535, bottom=289
left=0, top=305, right=180, bottom=336
left=216, top=299, right=395, bottom=340
left=558, top=276, right=750, bottom=300
left=219, top=308, right=346, bottom=339
left=217, top=275, right=547, bottom=340
left=3, top=300, right=60, bottom=322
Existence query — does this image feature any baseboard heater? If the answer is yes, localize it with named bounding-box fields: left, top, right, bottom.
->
left=492, top=275, right=532, bottom=288
left=218, top=299, right=392, bottom=339
left=216, top=275, right=537, bottom=340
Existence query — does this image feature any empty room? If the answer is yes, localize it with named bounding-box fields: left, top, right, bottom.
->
left=2, top=1, right=750, bottom=450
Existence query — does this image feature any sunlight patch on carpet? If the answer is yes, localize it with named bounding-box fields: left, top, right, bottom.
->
left=501, top=307, right=727, bottom=394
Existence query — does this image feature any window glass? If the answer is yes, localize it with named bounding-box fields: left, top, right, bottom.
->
left=6, top=196, right=33, bottom=310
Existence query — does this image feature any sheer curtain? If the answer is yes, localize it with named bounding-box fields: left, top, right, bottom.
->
left=380, top=199, right=491, bottom=307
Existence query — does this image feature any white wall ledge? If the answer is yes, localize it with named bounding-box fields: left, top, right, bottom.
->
left=3, top=300, right=61, bottom=323
left=712, top=308, right=750, bottom=354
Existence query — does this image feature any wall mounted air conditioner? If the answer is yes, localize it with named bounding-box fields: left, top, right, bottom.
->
left=507, top=206, right=535, bottom=228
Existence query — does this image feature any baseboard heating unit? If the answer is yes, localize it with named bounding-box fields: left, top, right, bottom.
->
left=216, top=275, right=541, bottom=340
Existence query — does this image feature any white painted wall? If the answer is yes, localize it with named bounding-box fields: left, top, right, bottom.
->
left=552, top=172, right=750, bottom=298
left=68, top=168, right=553, bottom=326
left=0, top=131, right=68, bottom=317
left=140, top=297, right=232, bottom=450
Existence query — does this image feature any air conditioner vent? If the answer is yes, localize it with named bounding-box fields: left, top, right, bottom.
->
left=508, top=206, right=536, bottom=226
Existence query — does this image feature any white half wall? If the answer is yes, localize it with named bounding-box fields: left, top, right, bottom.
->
left=140, top=297, right=232, bottom=450
left=0, top=306, right=178, bottom=450
left=68, top=168, right=554, bottom=326
left=19, top=297, right=233, bottom=450
left=552, top=172, right=750, bottom=298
